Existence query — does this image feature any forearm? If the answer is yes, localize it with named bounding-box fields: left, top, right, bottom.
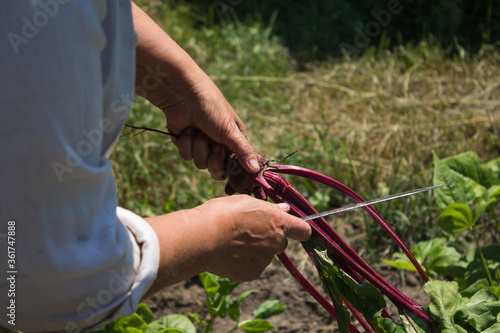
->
left=132, top=2, right=207, bottom=108
left=141, top=208, right=219, bottom=299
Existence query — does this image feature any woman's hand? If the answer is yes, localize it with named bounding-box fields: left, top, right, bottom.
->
left=143, top=195, right=311, bottom=298
left=197, top=195, right=312, bottom=282
left=132, top=3, right=259, bottom=179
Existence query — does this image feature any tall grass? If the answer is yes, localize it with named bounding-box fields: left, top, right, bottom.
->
left=112, top=1, right=500, bottom=256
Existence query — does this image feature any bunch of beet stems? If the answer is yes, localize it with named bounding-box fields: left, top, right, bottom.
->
left=122, top=123, right=434, bottom=332
left=225, top=153, right=436, bottom=333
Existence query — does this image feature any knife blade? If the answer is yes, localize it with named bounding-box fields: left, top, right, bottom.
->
left=301, top=183, right=449, bottom=221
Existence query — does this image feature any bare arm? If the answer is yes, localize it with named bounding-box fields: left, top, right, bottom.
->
left=131, top=3, right=311, bottom=300
left=132, top=3, right=259, bottom=178
left=141, top=196, right=311, bottom=299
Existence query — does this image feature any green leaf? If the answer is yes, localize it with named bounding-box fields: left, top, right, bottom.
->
left=93, top=313, right=149, bottom=332
left=460, top=246, right=500, bottom=295
left=425, top=280, right=469, bottom=333
left=199, top=272, right=220, bottom=296
left=375, top=317, right=406, bottom=333
left=433, top=152, right=485, bottom=210
left=483, top=323, right=500, bottom=333
left=146, top=314, right=196, bottom=333
left=479, top=157, right=500, bottom=188
left=382, top=258, right=418, bottom=272
left=228, top=289, right=258, bottom=322
left=473, top=198, right=495, bottom=224
left=460, top=289, right=500, bottom=331
left=426, top=246, right=462, bottom=277
left=199, top=272, right=240, bottom=296
left=238, top=319, right=274, bottom=332
left=444, top=151, right=482, bottom=183
left=313, top=249, right=386, bottom=328
left=384, top=238, right=461, bottom=277
left=136, top=303, right=155, bottom=324
left=399, top=310, right=434, bottom=333
left=188, top=313, right=203, bottom=326
left=436, top=203, right=473, bottom=234
left=253, top=300, right=287, bottom=320
left=486, top=185, right=500, bottom=199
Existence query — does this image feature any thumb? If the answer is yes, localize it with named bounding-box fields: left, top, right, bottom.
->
left=277, top=203, right=312, bottom=242
left=222, top=122, right=260, bottom=174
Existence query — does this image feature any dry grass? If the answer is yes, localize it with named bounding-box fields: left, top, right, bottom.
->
left=229, top=45, right=500, bottom=190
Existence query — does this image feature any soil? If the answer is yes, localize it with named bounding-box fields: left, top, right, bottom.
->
left=144, top=219, right=430, bottom=333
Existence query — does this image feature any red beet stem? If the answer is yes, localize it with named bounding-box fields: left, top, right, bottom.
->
left=268, top=165, right=428, bottom=282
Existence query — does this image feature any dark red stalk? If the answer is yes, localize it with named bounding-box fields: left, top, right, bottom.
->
left=268, top=165, right=428, bottom=283
left=224, top=153, right=437, bottom=330
left=261, top=173, right=423, bottom=308
left=254, top=188, right=365, bottom=333
left=257, top=170, right=434, bottom=325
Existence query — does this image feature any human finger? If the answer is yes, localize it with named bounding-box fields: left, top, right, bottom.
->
left=207, top=144, right=226, bottom=180
left=276, top=237, right=288, bottom=254
left=177, top=127, right=195, bottom=161
left=192, top=131, right=210, bottom=169
left=220, top=121, right=260, bottom=174
left=277, top=203, right=312, bottom=242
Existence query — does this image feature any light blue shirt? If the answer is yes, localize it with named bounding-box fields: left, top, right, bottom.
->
left=0, top=1, right=160, bottom=331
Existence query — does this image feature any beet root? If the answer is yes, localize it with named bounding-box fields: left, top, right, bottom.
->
left=225, top=152, right=269, bottom=195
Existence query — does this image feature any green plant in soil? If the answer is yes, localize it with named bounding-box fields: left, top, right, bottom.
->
left=92, top=272, right=286, bottom=333
left=384, top=151, right=500, bottom=333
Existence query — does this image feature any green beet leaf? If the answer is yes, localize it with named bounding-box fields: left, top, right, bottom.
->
left=375, top=317, right=406, bottom=333
left=228, top=289, right=258, bottom=322
left=479, top=157, right=500, bottom=189
left=425, top=280, right=469, bottom=333
left=313, top=249, right=386, bottom=331
left=238, top=319, right=275, bottom=332
left=436, top=203, right=473, bottom=234
left=463, top=289, right=500, bottom=332
left=433, top=152, right=485, bottom=210
left=146, top=314, right=196, bottom=333
left=136, top=303, right=155, bottom=324
left=253, top=300, right=287, bottom=320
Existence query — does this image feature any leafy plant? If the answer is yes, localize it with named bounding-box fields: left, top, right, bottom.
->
left=92, top=303, right=197, bottom=333
left=194, top=272, right=286, bottom=333
left=92, top=273, right=286, bottom=333
left=383, top=151, right=500, bottom=332
left=383, top=237, right=461, bottom=277
left=433, top=151, right=500, bottom=291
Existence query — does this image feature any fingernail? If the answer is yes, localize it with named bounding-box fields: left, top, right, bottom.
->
left=277, top=203, right=290, bottom=211
left=249, top=159, right=260, bottom=172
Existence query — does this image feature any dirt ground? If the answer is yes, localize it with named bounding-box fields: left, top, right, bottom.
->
left=145, top=221, right=430, bottom=333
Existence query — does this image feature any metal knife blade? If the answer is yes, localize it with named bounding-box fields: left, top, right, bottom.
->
left=301, top=183, right=449, bottom=221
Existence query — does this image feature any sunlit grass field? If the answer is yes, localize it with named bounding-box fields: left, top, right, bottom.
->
left=112, top=0, right=499, bottom=257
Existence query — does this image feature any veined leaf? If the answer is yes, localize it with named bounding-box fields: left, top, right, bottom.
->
left=425, top=280, right=469, bottom=333
left=228, top=289, right=258, bottom=322
left=443, top=151, right=482, bottom=183
left=436, top=203, right=473, bottom=234
left=146, top=314, right=196, bottom=333
left=238, top=319, right=274, bottom=332
left=433, top=152, right=485, bottom=210
left=384, top=238, right=460, bottom=277
left=313, top=250, right=386, bottom=324
left=136, top=303, right=155, bottom=324
left=375, top=317, right=406, bottom=333
left=382, top=258, right=418, bottom=272
left=253, top=300, right=287, bottom=320
left=479, top=157, right=500, bottom=188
